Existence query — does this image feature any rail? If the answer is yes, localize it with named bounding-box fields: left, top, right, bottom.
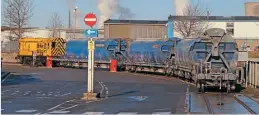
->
left=234, top=95, right=256, bottom=114
left=202, top=95, right=215, bottom=114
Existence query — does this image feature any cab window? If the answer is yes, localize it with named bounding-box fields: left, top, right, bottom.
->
left=52, top=42, right=56, bottom=48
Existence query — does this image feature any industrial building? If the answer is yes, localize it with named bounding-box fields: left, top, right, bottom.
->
left=104, top=19, right=168, bottom=39
left=245, top=2, right=259, bottom=16
left=167, top=16, right=259, bottom=39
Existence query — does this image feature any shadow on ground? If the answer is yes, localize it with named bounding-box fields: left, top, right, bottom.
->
left=108, top=91, right=139, bottom=98
left=1, top=74, right=42, bottom=86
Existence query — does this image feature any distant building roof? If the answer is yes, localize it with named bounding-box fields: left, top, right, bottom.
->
left=1, top=26, right=39, bottom=31
left=104, top=19, right=168, bottom=25
left=168, top=15, right=259, bottom=21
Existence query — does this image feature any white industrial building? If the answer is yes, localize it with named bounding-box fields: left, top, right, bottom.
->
left=1, top=27, right=67, bottom=43
left=169, top=16, right=259, bottom=39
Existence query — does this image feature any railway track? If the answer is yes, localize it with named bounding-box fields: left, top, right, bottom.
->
left=187, top=92, right=259, bottom=114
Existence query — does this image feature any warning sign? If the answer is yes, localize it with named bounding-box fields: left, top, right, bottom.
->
left=88, top=40, right=95, bottom=50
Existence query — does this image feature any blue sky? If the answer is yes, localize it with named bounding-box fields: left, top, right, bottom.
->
left=2, top=0, right=259, bottom=28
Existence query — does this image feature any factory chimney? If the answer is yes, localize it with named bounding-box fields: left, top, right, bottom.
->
left=68, top=10, right=71, bottom=28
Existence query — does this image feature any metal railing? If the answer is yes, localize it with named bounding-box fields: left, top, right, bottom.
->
left=1, top=41, right=18, bottom=53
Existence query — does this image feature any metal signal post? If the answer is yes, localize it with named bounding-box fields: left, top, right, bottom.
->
left=82, top=12, right=98, bottom=100
left=87, top=37, right=95, bottom=93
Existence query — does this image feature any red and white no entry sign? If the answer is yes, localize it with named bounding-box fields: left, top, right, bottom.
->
left=84, top=13, right=97, bottom=28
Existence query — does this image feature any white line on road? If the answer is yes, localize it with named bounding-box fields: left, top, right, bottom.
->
left=1, top=73, right=11, bottom=83
left=83, top=112, right=104, bottom=114
left=58, top=104, right=79, bottom=111
left=105, top=87, right=109, bottom=98
left=48, top=110, right=70, bottom=114
left=16, top=109, right=37, bottom=113
left=47, top=99, right=76, bottom=111
left=60, top=92, right=71, bottom=96
left=117, top=112, right=138, bottom=114
left=152, top=112, right=172, bottom=114
left=97, top=80, right=105, bottom=97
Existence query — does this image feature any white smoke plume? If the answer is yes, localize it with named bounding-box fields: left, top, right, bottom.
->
left=97, top=0, right=135, bottom=29
left=117, top=5, right=135, bottom=20
left=174, top=0, right=189, bottom=15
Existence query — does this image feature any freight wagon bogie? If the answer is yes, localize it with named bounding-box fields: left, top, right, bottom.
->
left=18, top=56, right=46, bottom=66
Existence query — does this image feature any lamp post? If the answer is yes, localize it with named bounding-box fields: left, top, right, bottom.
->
left=9, top=5, right=12, bottom=41
left=73, top=6, right=78, bottom=39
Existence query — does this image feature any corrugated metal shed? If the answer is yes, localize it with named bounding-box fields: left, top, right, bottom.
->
left=104, top=19, right=167, bottom=25
left=104, top=19, right=168, bottom=39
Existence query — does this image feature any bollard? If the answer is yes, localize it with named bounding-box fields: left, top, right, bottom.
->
left=46, top=57, right=52, bottom=68
left=110, top=59, right=117, bottom=72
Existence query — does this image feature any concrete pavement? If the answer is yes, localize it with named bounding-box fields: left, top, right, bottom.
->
left=1, top=64, right=193, bottom=114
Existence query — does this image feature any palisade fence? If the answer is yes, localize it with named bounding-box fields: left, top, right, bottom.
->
left=1, top=41, right=19, bottom=63
left=246, top=58, right=259, bottom=88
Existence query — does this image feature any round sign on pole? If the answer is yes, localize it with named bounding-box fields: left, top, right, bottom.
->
left=84, top=13, right=97, bottom=28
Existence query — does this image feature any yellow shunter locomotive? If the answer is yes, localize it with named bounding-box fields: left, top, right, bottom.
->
left=17, top=38, right=66, bottom=66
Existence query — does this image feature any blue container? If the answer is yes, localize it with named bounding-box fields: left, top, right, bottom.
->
left=65, top=38, right=127, bottom=62
left=127, top=38, right=179, bottom=65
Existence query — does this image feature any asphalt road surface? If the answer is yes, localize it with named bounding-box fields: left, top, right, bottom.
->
left=2, top=64, right=195, bottom=114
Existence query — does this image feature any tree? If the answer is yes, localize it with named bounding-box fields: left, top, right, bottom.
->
left=174, top=0, right=211, bottom=37
left=47, top=13, right=64, bottom=38
left=2, top=0, right=35, bottom=40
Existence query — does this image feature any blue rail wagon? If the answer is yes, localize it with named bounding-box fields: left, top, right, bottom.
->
left=55, top=38, right=127, bottom=69
left=174, top=28, right=239, bottom=92
left=125, top=38, right=180, bottom=74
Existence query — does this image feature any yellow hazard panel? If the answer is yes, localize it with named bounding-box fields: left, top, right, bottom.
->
left=18, top=38, right=66, bottom=57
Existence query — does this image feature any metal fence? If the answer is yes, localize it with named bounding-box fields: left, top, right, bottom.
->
left=1, top=41, right=19, bottom=53
left=246, top=58, right=259, bottom=88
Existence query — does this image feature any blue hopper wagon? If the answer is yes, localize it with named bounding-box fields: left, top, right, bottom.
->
left=53, top=38, right=127, bottom=69
left=125, top=37, right=180, bottom=74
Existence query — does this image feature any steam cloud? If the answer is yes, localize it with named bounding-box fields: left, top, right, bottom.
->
left=174, top=0, right=189, bottom=15
left=97, top=0, right=135, bottom=29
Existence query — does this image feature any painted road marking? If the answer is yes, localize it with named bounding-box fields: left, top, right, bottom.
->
left=16, top=109, right=37, bottom=113
left=152, top=112, right=172, bottom=114
left=58, top=104, right=79, bottom=111
left=48, top=110, right=70, bottom=114
left=83, top=112, right=104, bottom=114
left=47, top=99, right=76, bottom=111
left=2, top=73, right=11, bottom=83
left=60, top=92, right=71, bottom=96
left=117, top=112, right=138, bottom=114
